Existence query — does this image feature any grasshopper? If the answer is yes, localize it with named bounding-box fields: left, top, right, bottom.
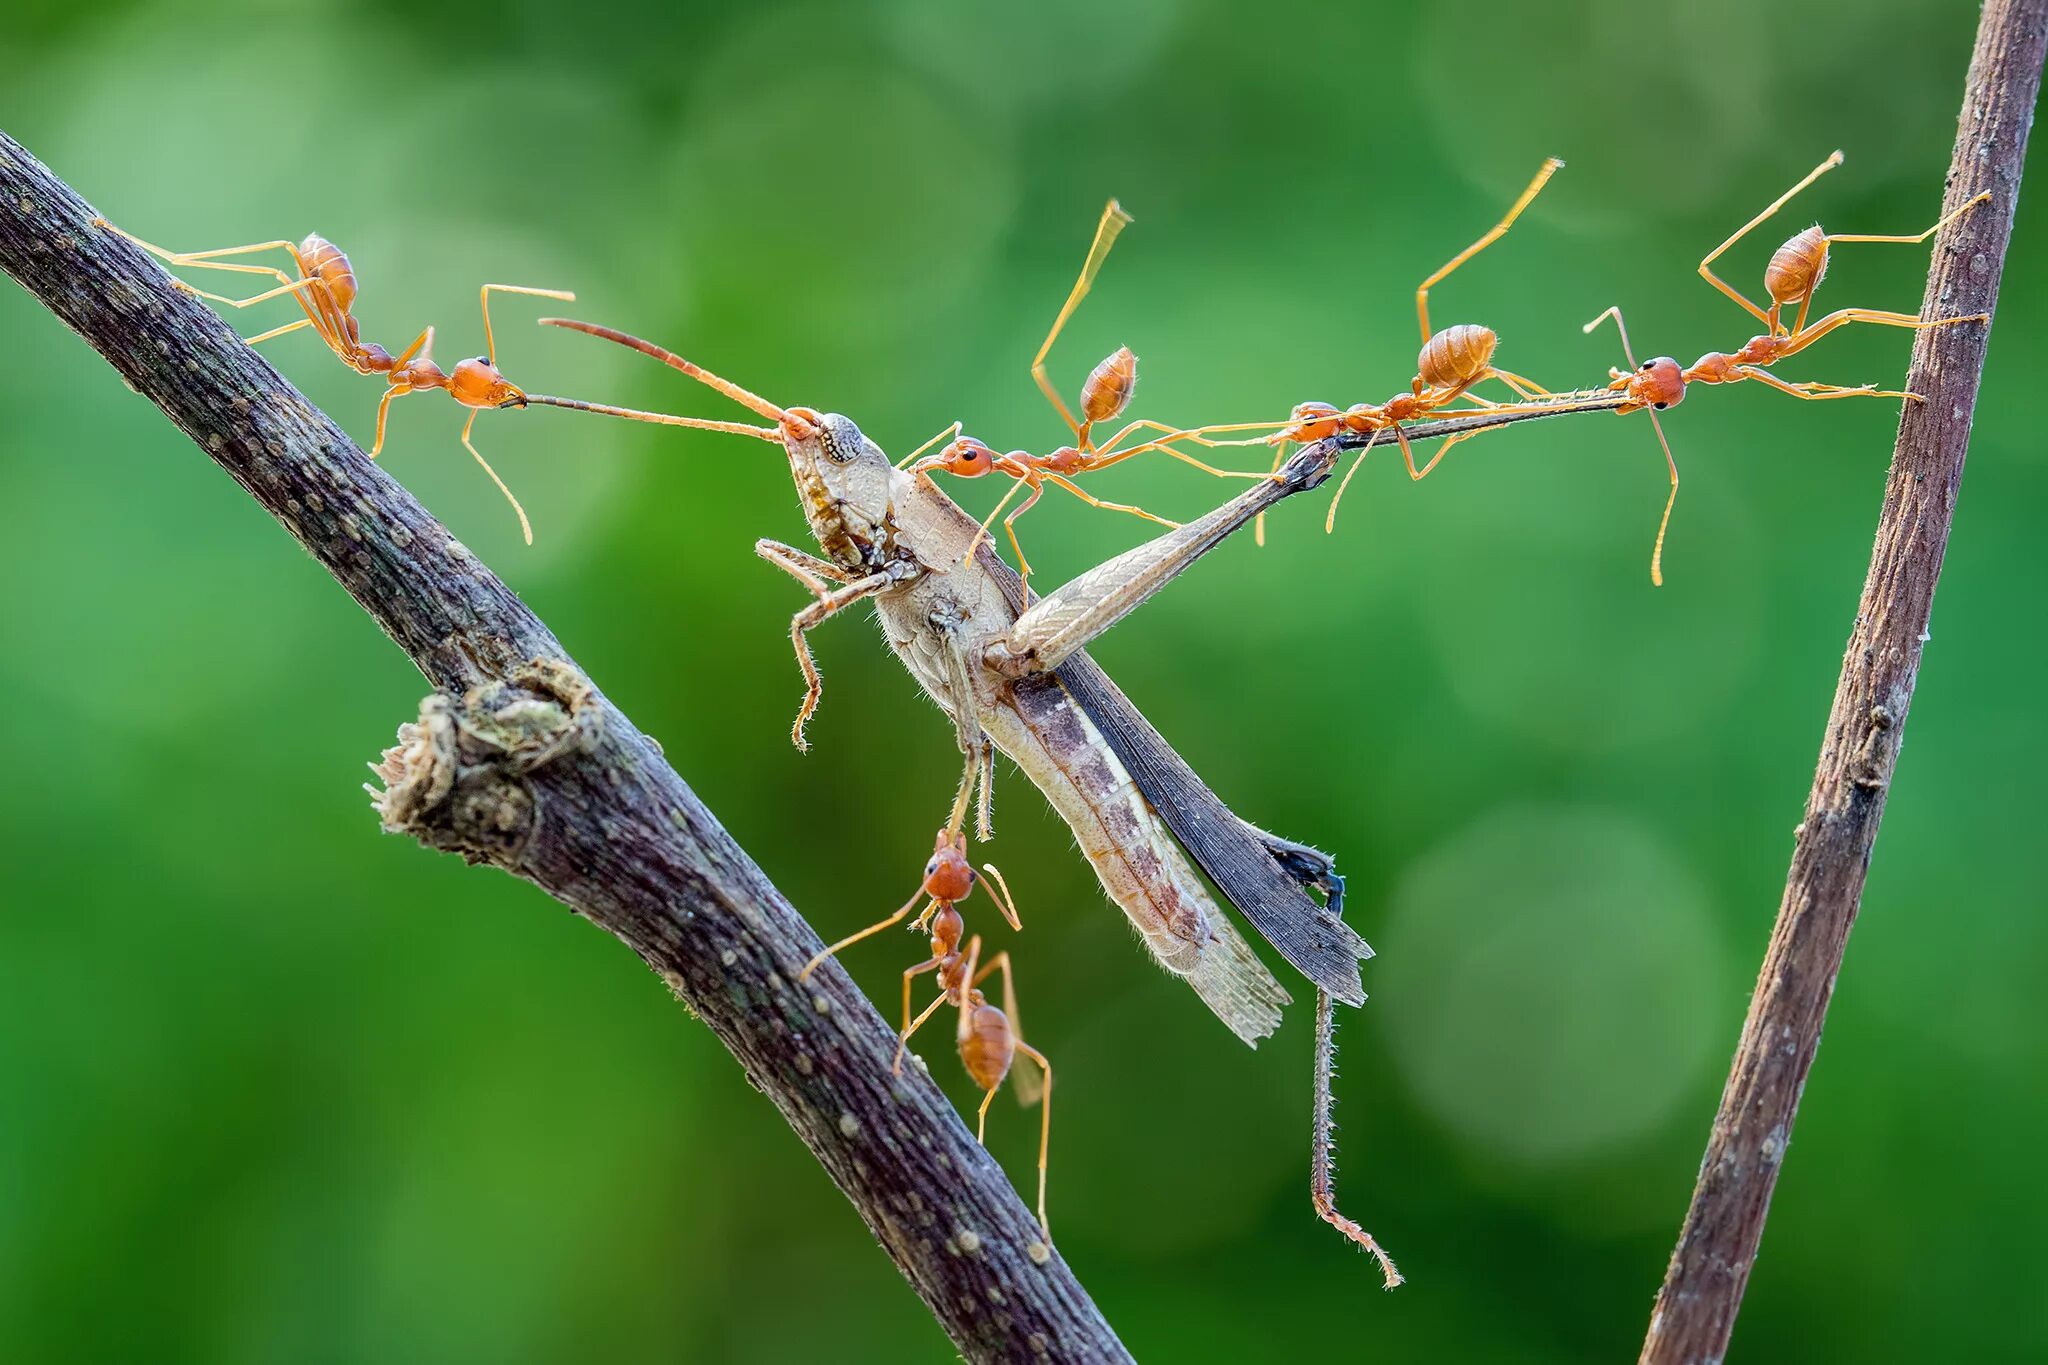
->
left=529, top=314, right=1624, bottom=1281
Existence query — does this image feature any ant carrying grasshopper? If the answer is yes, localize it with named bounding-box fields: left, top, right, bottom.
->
left=93, top=221, right=573, bottom=543
left=516, top=297, right=1627, bottom=1283
left=911, top=200, right=1289, bottom=583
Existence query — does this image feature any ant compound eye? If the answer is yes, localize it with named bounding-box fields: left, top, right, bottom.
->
left=924, top=859, right=939, bottom=877
left=1654, top=402, right=1668, bottom=410
left=1641, top=361, right=1655, bottom=371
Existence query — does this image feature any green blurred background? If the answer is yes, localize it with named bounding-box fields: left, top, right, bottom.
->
left=3, top=0, right=2042, bottom=1360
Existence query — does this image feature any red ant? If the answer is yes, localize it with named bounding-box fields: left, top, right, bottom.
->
left=1249, top=159, right=1603, bottom=533
left=96, top=221, right=572, bottom=543
left=912, top=201, right=1279, bottom=581
left=1583, top=151, right=1991, bottom=583
left=799, top=831, right=1050, bottom=1234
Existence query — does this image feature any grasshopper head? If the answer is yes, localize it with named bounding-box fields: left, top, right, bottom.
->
left=781, top=408, right=897, bottom=571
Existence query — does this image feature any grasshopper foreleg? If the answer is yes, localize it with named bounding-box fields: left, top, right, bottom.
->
left=757, top=539, right=894, bottom=751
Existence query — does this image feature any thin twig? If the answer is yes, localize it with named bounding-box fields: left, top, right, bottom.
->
left=1639, top=5, right=2045, bottom=1361
left=0, top=128, right=1135, bottom=1365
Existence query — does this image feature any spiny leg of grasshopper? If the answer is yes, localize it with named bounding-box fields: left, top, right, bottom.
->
left=753, top=539, right=891, bottom=752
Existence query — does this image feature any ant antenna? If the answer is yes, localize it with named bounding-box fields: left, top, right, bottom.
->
left=539, top=318, right=795, bottom=426
left=980, top=863, right=1024, bottom=932
left=521, top=394, right=779, bottom=441
left=1584, top=306, right=1680, bottom=586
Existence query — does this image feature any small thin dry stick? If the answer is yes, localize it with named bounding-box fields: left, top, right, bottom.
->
left=1638, top=5, right=2044, bottom=1362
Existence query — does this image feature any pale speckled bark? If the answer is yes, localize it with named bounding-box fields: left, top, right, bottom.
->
left=0, top=127, right=1131, bottom=1365
left=1639, top=5, right=2045, bottom=1362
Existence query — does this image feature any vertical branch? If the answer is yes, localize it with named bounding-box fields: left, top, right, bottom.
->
left=1639, top=4, right=2046, bottom=1361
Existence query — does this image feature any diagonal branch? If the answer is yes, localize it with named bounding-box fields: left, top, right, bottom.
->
left=1638, top=4, right=2046, bottom=1361
left=0, top=128, right=1135, bottom=1365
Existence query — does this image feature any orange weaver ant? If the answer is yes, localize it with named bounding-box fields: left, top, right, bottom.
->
left=97, top=221, right=573, bottom=543
left=1249, top=158, right=1601, bottom=535
left=913, top=201, right=1279, bottom=581
left=799, top=831, right=1051, bottom=1235
left=1583, top=150, right=1991, bottom=583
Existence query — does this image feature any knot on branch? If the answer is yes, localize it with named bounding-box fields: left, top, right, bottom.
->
left=367, top=657, right=601, bottom=866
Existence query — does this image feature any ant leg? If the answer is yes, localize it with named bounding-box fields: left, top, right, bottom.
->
left=1415, top=157, right=1564, bottom=341
left=1038, top=471, right=1180, bottom=531
left=894, top=978, right=952, bottom=1075
left=1015, top=1040, right=1054, bottom=1236
left=461, top=409, right=536, bottom=546
left=370, top=387, right=405, bottom=459
left=1641, top=409, right=1679, bottom=588
left=169, top=273, right=328, bottom=312
left=800, top=888, right=935, bottom=981
left=964, top=472, right=1035, bottom=569
left=1731, top=367, right=1917, bottom=402
left=479, top=284, right=576, bottom=366
left=1487, top=367, right=1559, bottom=401
left=1032, top=200, right=1133, bottom=438
left=778, top=570, right=896, bottom=751
left=1310, top=990, right=1403, bottom=1288
left=244, top=317, right=316, bottom=347
left=1001, top=481, right=1050, bottom=584
left=1774, top=307, right=1989, bottom=365
left=1697, top=151, right=1844, bottom=329
left=94, top=224, right=304, bottom=282
left=1410, top=431, right=1470, bottom=481
left=368, top=335, right=432, bottom=452
left=897, top=419, right=963, bottom=470
left=1255, top=436, right=1288, bottom=546
left=1082, top=420, right=1283, bottom=479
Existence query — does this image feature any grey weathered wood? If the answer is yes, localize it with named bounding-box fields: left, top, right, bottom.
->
left=1638, top=4, right=2045, bottom=1361
left=0, top=127, right=1133, bottom=1365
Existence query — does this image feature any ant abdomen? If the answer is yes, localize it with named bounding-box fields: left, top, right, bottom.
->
left=958, top=1002, right=1015, bottom=1091
left=1764, top=226, right=1829, bottom=308
left=1079, top=345, right=1137, bottom=427
left=296, top=234, right=360, bottom=315
left=1417, top=324, right=1499, bottom=391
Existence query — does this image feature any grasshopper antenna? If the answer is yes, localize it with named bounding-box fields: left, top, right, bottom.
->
left=536, top=318, right=795, bottom=439
left=521, top=394, right=780, bottom=441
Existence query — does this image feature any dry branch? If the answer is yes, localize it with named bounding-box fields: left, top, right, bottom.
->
left=0, top=128, right=1134, bottom=1365
left=1638, top=4, right=2046, bottom=1360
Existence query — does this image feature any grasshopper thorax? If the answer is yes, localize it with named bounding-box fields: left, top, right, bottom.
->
left=781, top=408, right=898, bottom=572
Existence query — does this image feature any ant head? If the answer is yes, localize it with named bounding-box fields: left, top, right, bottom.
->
left=781, top=408, right=899, bottom=570
left=448, top=356, right=526, bottom=409
left=1277, top=401, right=1343, bottom=443
left=1624, top=357, right=1687, bottom=412
left=936, top=437, right=999, bottom=478
left=924, top=831, right=978, bottom=903
left=1080, top=345, right=1138, bottom=425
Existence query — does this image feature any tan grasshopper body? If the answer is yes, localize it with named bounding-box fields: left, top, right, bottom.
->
left=538, top=315, right=1629, bottom=1284
left=760, top=406, right=1315, bottom=1042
